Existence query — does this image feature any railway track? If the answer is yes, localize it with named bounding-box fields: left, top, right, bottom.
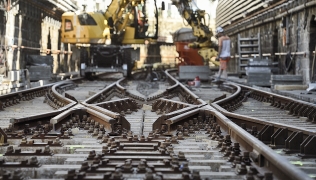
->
left=0, top=70, right=314, bottom=180
left=212, top=83, right=316, bottom=179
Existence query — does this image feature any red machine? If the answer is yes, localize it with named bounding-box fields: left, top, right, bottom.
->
left=173, top=28, right=203, bottom=66
left=175, top=41, right=204, bottom=66
left=172, top=28, right=211, bottom=80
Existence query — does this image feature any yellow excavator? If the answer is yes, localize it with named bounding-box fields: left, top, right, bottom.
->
left=61, top=0, right=159, bottom=78
left=61, top=0, right=217, bottom=79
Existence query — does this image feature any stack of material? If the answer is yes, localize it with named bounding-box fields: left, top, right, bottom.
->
left=271, top=75, right=303, bottom=89
left=26, top=55, right=53, bottom=81
left=246, top=58, right=272, bottom=86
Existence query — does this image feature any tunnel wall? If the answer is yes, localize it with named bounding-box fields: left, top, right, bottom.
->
left=0, top=0, right=76, bottom=94
left=217, top=0, right=316, bottom=85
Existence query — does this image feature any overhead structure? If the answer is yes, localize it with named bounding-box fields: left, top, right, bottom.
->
left=46, top=0, right=78, bottom=12
left=216, top=0, right=269, bottom=28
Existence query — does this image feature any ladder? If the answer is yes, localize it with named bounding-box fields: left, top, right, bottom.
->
left=237, top=33, right=261, bottom=74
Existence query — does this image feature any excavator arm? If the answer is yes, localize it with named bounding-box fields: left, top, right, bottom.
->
left=104, top=0, right=135, bottom=34
left=171, top=0, right=218, bottom=66
left=104, top=0, right=158, bottom=44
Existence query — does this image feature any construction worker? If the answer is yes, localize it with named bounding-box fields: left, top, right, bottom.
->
left=214, top=26, right=231, bottom=82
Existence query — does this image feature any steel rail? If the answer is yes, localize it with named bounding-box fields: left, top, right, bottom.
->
left=162, top=71, right=312, bottom=179
left=152, top=105, right=199, bottom=131
left=206, top=108, right=312, bottom=180
left=51, top=81, right=77, bottom=108
left=165, top=69, right=207, bottom=106
left=165, top=69, right=179, bottom=92
left=115, top=78, right=127, bottom=92
left=212, top=82, right=316, bottom=134
left=0, top=69, right=314, bottom=179
left=213, top=82, right=241, bottom=106
left=157, top=100, right=311, bottom=179
left=82, top=81, right=118, bottom=104
left=238, top=83, right=316, bottom=107
left=213, top=98, right=316, bottom=135
left=8, top=80, right=81, bottom=127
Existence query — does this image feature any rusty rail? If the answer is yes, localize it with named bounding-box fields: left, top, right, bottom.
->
left=8, top=80, right=80, bottom=129
left=205, top=108, right=311, bottom=180
left=1, top=69, right=314, bottom=179
left=82, top=81, right=118, bottom=104
left=211, top=82, right=316, bottom=161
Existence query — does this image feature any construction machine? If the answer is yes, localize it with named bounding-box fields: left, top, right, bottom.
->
left=61, top=0, right=159, bottom=78
left=171, top=0, right=218, bottom=80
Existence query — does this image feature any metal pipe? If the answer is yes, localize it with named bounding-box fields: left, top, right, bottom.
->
left=275, top=52, right=306, bottom=55
left=231, top=51, right=307, bottom=59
